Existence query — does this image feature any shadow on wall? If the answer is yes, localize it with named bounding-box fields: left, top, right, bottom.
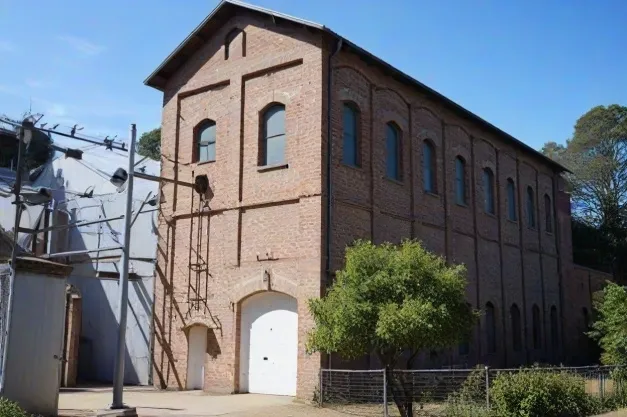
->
left=62, top=205, right=147, bottom=385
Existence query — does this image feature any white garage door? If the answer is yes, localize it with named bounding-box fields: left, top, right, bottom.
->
left=240, top=292, right=298, bottom=396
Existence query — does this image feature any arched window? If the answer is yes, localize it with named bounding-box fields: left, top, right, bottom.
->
left=486, top=302, right=497, bottom=354
left=507, top=178, right=517, bottom=221
left=550, top=306, right=559, bottom=349
left=260, top=104, right=286, bottom=166
left=455, top=156, right=467, bottom=205
left=532, top=304, right=542, bottom=349
left=511, top=304, right=522, bottom=352
left=544, top=194, right=553, bottom=233
left=423, top=140, right=437, bottom=193
left=342, top=103, right=359, bottom=167
left=385, top=123, right=401, bottom=180
left=483, top=168, right=495, bottom=214
left=527, top=186, right=536, bottom=228
left=195, top=120, right=216, bottom=163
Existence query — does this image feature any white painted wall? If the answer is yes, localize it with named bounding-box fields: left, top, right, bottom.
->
left=2, top=268, right=67, bottom=416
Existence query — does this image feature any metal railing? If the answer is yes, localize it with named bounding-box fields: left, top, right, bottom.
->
left=319, top=365, right=623, bottom=416
left=0, top=270, right=10, bottom=385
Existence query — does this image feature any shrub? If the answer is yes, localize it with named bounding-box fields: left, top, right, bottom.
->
left=489, top=369, right=595, bottom=417
left=0, top=397, right=30, bottom=417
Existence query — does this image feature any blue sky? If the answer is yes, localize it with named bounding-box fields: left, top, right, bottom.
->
left=0, top=0, right=625, bottom=150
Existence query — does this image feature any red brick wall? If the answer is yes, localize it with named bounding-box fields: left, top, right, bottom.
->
left=153, top=8, right=600, bottom=400
left=328, top=49, right=569, bottom=368
left=154, top=12, right=325, bottom=399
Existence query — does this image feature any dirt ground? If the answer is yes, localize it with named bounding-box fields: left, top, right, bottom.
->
left=57, top=387, right=348, bottom=417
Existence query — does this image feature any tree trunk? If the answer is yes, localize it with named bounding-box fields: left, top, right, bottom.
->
left=385, top=366, right=414, bottom=417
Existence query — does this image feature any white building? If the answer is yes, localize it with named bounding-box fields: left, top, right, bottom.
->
left=0, top=145, right=159, bottom=385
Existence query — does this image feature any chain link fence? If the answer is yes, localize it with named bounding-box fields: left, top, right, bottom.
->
left=0, top=267, right=11, bottom=385
left=320, top=365, right=623, bottom=416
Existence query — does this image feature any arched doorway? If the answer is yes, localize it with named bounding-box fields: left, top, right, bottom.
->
left=239, top=291, right=298, bottom=396
left=186, top=325, right=208, bottom=390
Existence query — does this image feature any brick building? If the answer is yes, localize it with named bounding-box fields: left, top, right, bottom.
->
left=145, top=0, right=606, bottom=399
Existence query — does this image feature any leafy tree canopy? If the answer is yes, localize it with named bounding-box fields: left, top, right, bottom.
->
left=589, top=282, right=627, bottom=366
left=137, top=127, right=161, bottom=160
left=307, top=240, right=477, bottom=417
left=542, top=105, right=627, bottom=279
left=307, top=239, right=476, bottom=365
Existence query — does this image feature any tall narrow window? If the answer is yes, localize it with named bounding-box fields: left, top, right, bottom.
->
left=385, top=123, right=401, bottom=180
left=423, top=140, right=437, bottom=193
left=507, top=179, right=517, bottom=221
left=195, top=120, right=216, bottom=163
left=550, top=306, right=559, bottom=349
left=532, top=304, right=542, bottom=349
left=511, top=304, right=522, bottom=352
left=527, top=186, right=536, bottom=228
left=455, top=156, right=467, bottom=205
left=483, top=168, right=495, bottom=214
left=486, top=302, right=497, bottom=354
left=261, top=104, right=286, bottom=166
left=544, top=194, right=553, bottom=233
left=583, top=308, right=590, bottom=329
left=342, top=103, right=359, bottom=166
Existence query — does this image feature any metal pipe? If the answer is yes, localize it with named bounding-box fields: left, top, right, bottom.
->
left=324, top=37, right=343, bottom=285
left=0, top=121, right=28, bottom=392
left=133, top=171, right=195, bottom=188
left=41, top=246, right=123, bottom=259
left=111, top=124, right=137, bottom=409
left=130, top=192, right=152, bottom=228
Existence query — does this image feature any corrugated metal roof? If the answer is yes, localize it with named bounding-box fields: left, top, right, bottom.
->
left=144, top=0, right=569, bottom=173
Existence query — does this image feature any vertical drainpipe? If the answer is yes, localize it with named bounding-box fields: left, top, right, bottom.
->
left=324, top=36, right=342, bottom=371
left=324, top=36, right=343, bottom=284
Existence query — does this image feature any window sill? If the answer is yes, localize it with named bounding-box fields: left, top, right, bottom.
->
left=545, top=231, right=554, bottom=236
left=258, top=163, right=289, bottom=173
left=383, top=176, right=404, bottom=186
left=527, top=226, right=537, bottom=231
left=506, top=218, right=518, bottom=225
left=455, top=202, right=468, bottom=208
left=196, top=160, right=216, bottom=166
left=424, top=191, right=439, bottom=198
left=484, top=211, right=497, bottom=219
left=341, top=162, right=362, bottom=171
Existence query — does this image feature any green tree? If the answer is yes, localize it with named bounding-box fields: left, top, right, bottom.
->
left=542, top=105, right=627, bottom=281
left=307, top=240, right=477, bottom=417
left=137, top=127, right=161, bottom=160
left=589, top=282, right=627, bottom=365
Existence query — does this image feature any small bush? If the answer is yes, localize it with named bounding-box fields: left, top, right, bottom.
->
left=0, top=397, right=30, bottom=417
left=490, top=369, right=595, bottom=417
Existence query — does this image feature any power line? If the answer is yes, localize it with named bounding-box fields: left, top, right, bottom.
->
left=0, top=116, right=128, bottom=152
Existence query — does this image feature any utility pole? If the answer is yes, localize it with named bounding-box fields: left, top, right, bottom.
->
left=0, top=120, right=30, bottom=392
left=106, top=124, right=138, bottom=417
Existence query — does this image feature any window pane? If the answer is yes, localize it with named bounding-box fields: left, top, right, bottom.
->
left=196, top=120, right=216, bottom=163
left=423, top=142, right=434, bottom=192
left=507, top=180, right=517, bottom=221
left=198, top=145, right=209, bottom=163
left=455, top=157, right=465, bottom=204
left=545, top=195, right=553, bottom=232
left=199, top=122, right=216, bottom=145
left=386, top=124, right=399, bottom=180
left=527, top=187, right=536, bottom=228
left=264, top=105, right=285, bottom=138
left=484, top=169, right=494, bottom=214
left=206, top=142, right=216, bottom=162
left=343, top=105, right=358, bottom=166
left=265, top=134, right=285, bottom=165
